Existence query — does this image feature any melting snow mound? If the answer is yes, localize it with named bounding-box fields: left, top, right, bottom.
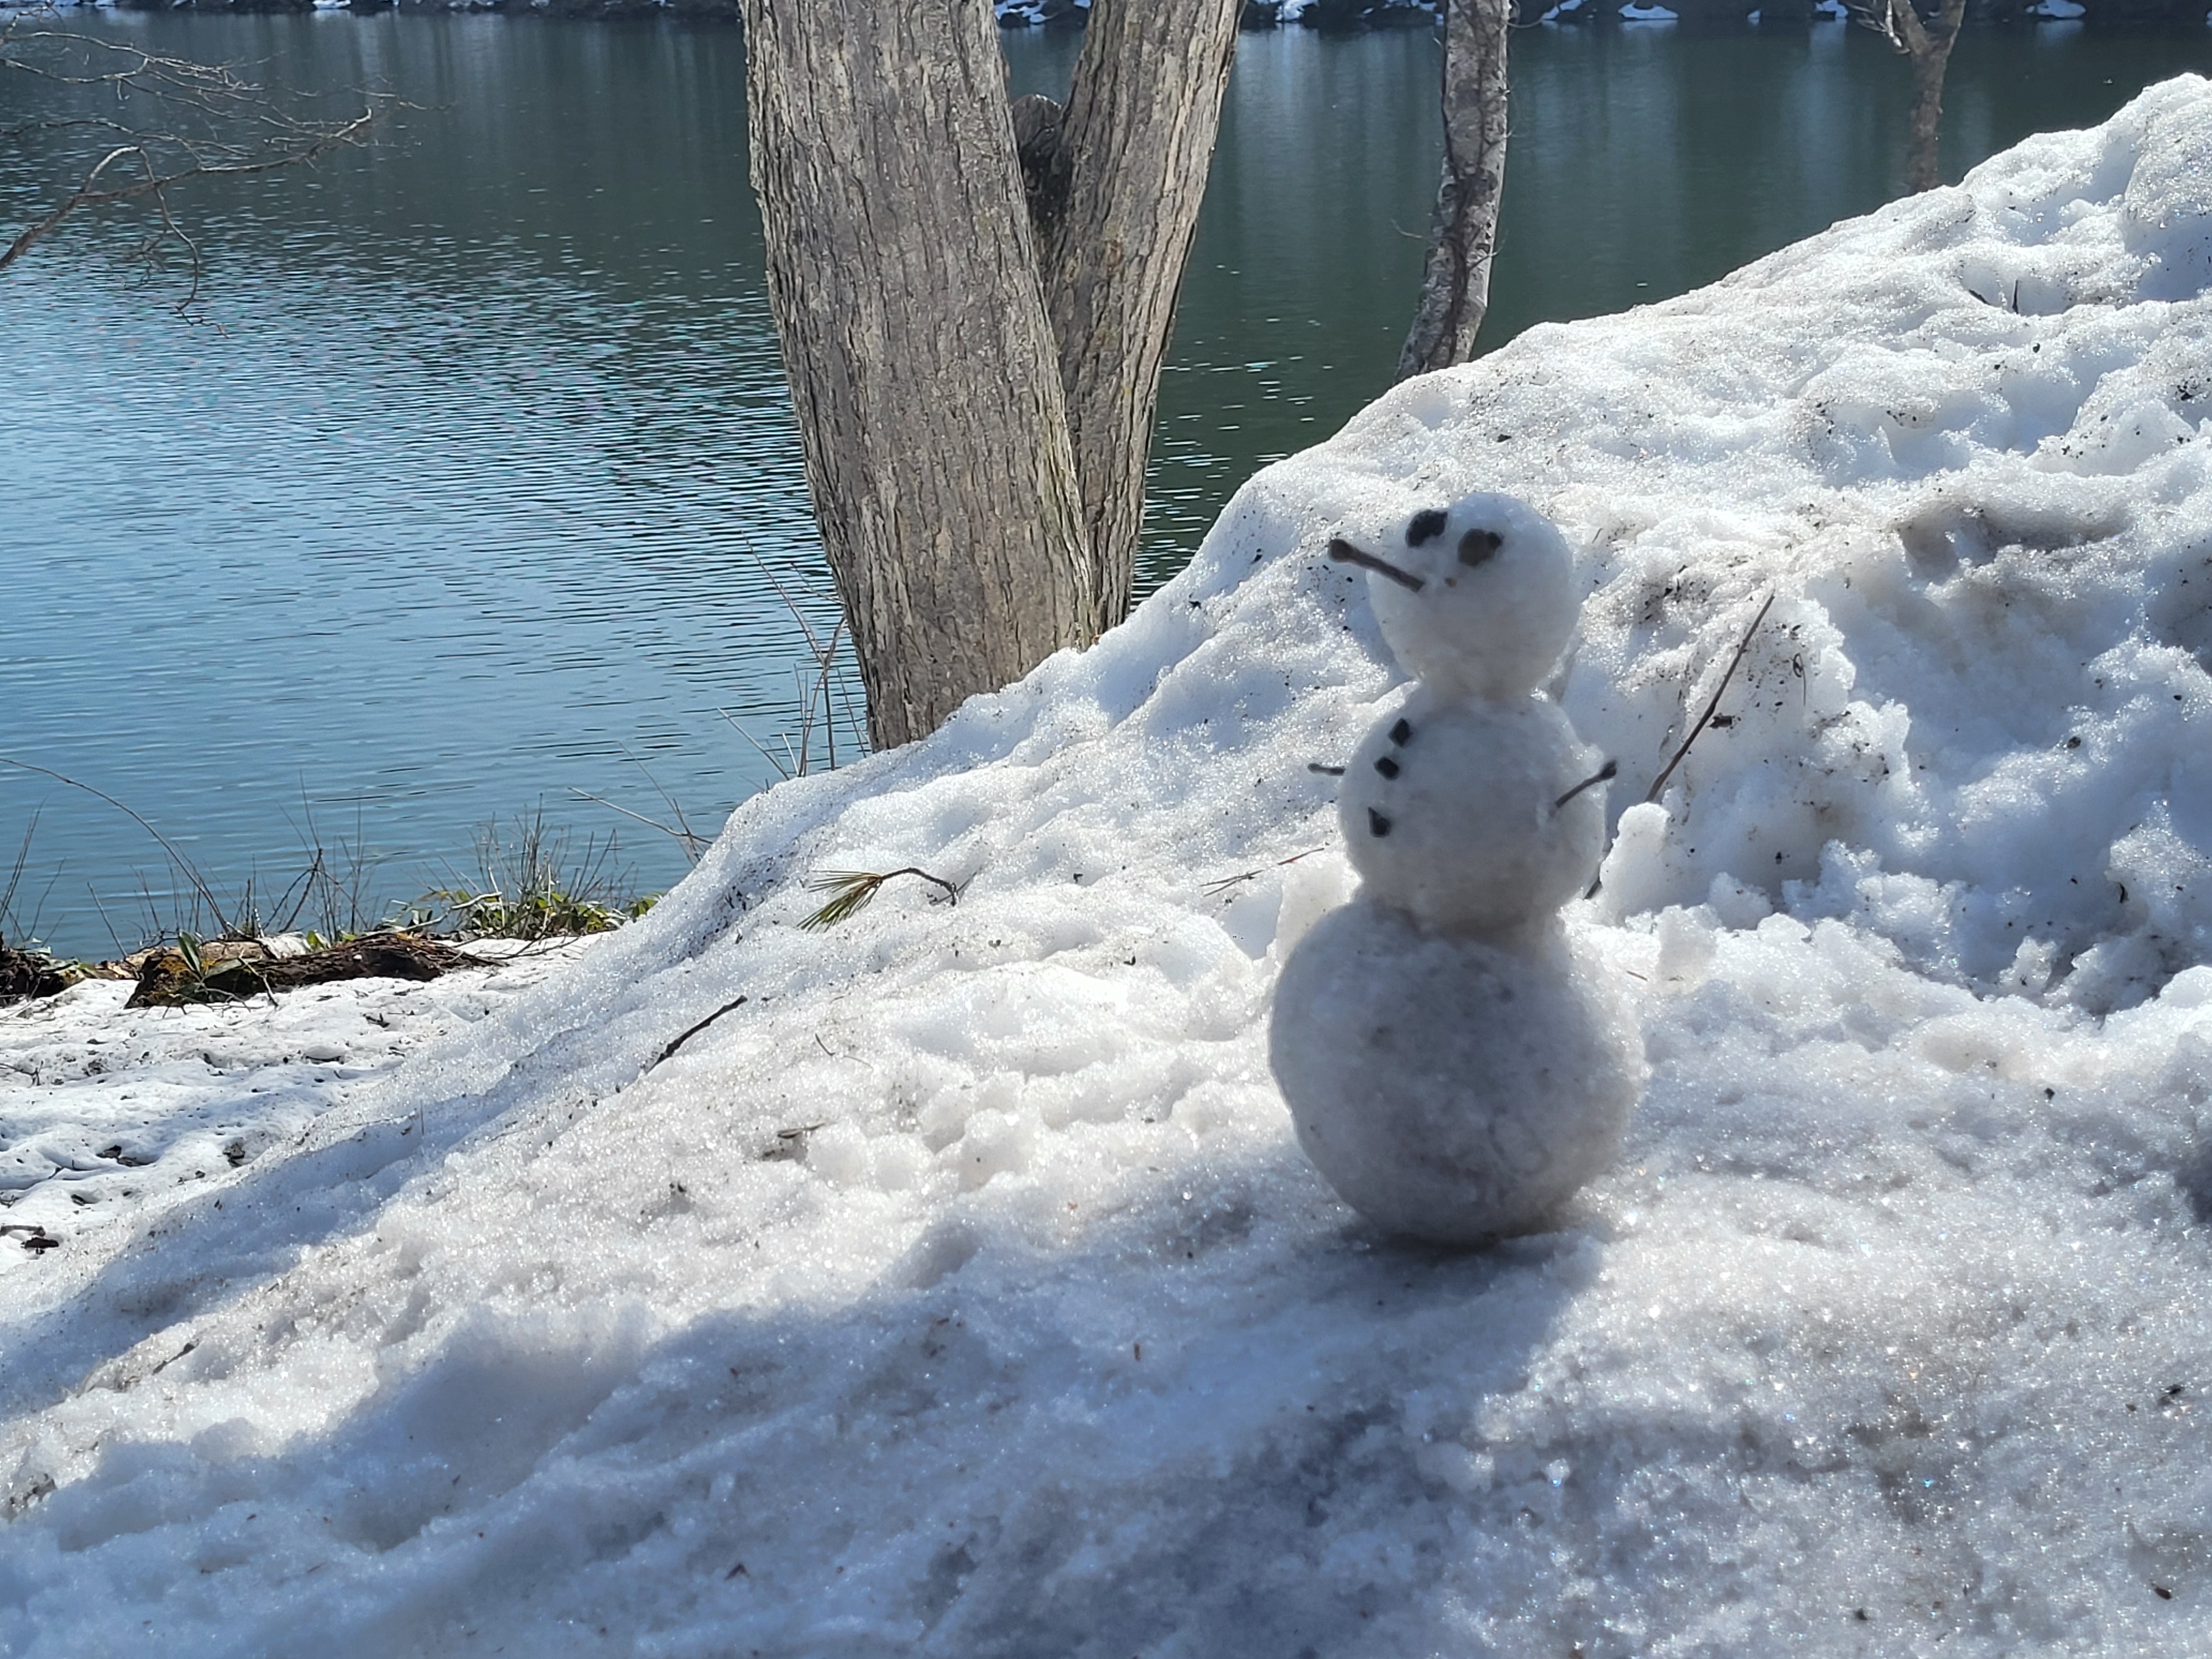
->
left=6, top=74, right=2212, bottom=1659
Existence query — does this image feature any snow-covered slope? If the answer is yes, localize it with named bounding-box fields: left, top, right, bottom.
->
left=6, top=75, right=2212, bottom=1659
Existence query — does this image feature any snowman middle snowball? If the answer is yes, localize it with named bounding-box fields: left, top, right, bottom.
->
left=1339, top=687, right=1606, bottom=940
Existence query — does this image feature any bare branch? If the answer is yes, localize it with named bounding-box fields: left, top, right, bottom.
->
left=0, top=109, right=378, bottom=279
left=1, top=24, right=389, bottom=302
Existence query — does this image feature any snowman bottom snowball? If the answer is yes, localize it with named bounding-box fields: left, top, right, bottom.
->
left=1270, top=901, right=1645, bottom=1245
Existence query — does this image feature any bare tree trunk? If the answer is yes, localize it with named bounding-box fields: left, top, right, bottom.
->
left=1033, top=0, right=1245, bottom=631
left=740, top=0, right=1093, bottom=750
left=1863, top=0, right=1967, bottom=195
left=1902, top=26, right=1957, bottom=192
left=1398, top=0, right=1511, bottom=379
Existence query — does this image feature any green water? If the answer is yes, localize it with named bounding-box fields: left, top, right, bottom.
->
left=2, top=15, right=2205, bottom=957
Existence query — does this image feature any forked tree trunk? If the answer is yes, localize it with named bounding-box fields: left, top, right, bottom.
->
left=742, top=0, right=1241, bottom=749
left=741, top=0, right=1092, bottom=750
left=1399, top=0, right=1511, bottom=379
left=1034, top=0, right=1245, bottom=629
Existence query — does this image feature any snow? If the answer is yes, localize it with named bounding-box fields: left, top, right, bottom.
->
left=4, top=74, right=2212, bottom=1658
left=2030, top=0, right=2088, bottom=16
left=1618, top=4, right=1681, bottom=20
left=0, top=941, right=595, bottom=1270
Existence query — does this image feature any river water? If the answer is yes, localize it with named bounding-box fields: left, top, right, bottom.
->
left=3, top=15, right=2205, bottom=957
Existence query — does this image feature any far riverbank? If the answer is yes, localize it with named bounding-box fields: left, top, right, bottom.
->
left=61, top=0, right=2212, bottom=32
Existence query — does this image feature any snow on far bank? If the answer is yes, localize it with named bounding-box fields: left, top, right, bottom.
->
left=4, top=75, right=2212, bottom=1659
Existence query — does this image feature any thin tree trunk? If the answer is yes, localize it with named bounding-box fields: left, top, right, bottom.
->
left=1903, top=29, right=1957, bottom=192
left=1398, top=0, right=1511, bottom=379
left=1874, top=0, right=1966, bottom=194
left=1030, top=0, right=1245, bottom=632
left=740, top=0, right=1092, bottom=750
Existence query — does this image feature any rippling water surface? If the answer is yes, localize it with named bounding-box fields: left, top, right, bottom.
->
left=4, top=16, right=2204, bottom=956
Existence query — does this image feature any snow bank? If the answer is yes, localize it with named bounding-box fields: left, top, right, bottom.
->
left=0, top=942, right=593, bottom=1272
left=5, top=76, right=2212, bottom=1658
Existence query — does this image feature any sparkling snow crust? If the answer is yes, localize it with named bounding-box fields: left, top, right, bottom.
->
left=5, top=76, right=2212, bottom=1659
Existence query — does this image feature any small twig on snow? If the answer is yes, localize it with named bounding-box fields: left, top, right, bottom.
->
left=1584, top=591, right=1777, bottom=902
left=644, top=994, right=751, bottom=1074
left=799, top=868, right=959, bottom=930
left=1201, top=846, right=1326, bottom=899
left=1644, top=591, right=1776, bottom=806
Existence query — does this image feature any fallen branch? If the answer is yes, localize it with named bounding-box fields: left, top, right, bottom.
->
left=1584, top=591, right=1777, bottom=903
left=1645, top=592, right=1776, bottom=805
left=0, top=938, right=80, bottom=1006
left=125, top=931, right=486, bottom=1009
left=644, top=994, right=751, bottom=1073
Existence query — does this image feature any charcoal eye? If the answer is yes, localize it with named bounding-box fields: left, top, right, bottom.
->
left=1406, top=509, right=1449, bottom=547
left=1459, top=528, right=1504, bottom=566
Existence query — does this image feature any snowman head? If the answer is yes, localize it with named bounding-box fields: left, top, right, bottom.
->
left=1329, top=492, right=1578, bottom=700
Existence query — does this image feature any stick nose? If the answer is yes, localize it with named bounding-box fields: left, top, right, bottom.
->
left=1327, top=537, right=1426, bottom=592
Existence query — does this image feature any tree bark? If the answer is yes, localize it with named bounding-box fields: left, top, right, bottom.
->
left=1398, top=0, right=1511, bottom=380
left=1034, top=0, right=1245, bottom=631
left=1865, top=0, right=1966, bottom=195
left=1901, top=14, right=1960, bottom=193
left=740, top=0, right=1092, bottom=750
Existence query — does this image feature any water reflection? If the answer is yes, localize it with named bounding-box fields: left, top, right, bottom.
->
left=2, top=15, right=2204, bottom=956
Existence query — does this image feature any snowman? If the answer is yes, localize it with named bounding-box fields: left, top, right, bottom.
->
left=1270, top=492, right=1645, bottom=1245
